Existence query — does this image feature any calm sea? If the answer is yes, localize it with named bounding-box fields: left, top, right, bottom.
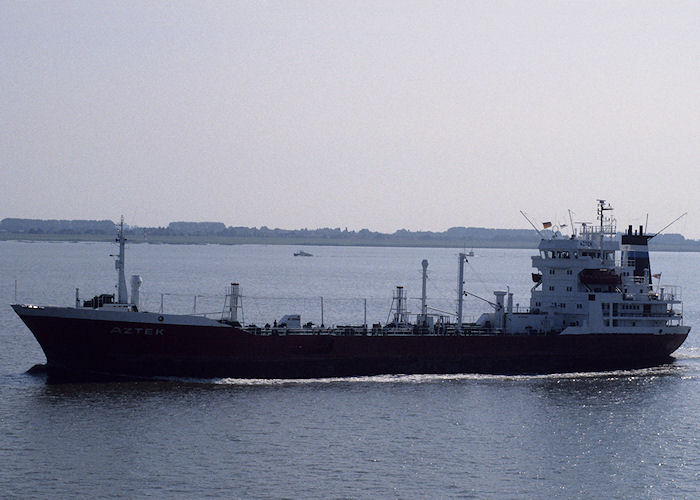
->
left=1, top=241, right=698, bottom=499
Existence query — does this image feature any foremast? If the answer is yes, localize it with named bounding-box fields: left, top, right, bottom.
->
left=115, top=217, right=128, bottom=304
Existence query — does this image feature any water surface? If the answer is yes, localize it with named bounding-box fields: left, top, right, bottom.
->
left=1, top=241, right=698, bottom=498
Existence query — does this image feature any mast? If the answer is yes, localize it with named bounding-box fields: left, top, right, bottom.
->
left=420, top=259, right=428, bottom=318
left=116, top=217, right=128, bottom=304
left=415, top=259, right=429, bottom=326
left=597, top=199, right=613, bottom=234
left=457, top=253, right=467, bottom=333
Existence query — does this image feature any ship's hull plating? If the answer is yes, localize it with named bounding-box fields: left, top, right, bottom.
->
left=13, top=305, right=689, bottom=380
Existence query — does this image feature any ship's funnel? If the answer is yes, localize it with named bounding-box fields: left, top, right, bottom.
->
left=621, top=225, right=653, bottom=283
left=130, top=275, right=143, bottom=310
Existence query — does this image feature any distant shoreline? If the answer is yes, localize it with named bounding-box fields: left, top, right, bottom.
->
left=0, top=232, right=535, bottom=248
left=3, top=217, right=698, bottom=251
left=1, top=232, right=698, bottom=252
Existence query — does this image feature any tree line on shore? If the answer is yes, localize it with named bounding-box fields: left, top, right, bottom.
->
left=0, top=217, right=697, bottom=250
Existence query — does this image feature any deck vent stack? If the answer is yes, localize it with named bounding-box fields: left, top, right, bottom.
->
left=507, top=292, right=513, bottom=314
left=494, top=291, right=507, bottom=329
left=130, top=275, right=143, bottom=310
left=229, top=283, right=240, bottom=323
left=393, top=286, right=407, bottom=324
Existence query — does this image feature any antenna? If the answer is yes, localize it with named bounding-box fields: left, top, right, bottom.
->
left=568, top=209, right=575, bottom=237
left=650, top=212, right=687, bottom=239
left=520, top=211, right=543, bottom=237
left=596, top=199, right=613, bottom=232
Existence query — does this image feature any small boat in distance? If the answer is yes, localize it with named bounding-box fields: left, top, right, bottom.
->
left=294, top=250, right=312, bottom=257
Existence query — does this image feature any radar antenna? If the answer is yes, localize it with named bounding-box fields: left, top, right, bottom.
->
left=596, top=199, right=613, bottom=233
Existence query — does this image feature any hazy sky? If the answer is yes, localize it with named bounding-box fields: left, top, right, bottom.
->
left=2, top=1, right=699, bottom=236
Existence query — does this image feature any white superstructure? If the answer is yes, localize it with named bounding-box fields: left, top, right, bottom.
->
left=471, top=201, right=688, bottom=337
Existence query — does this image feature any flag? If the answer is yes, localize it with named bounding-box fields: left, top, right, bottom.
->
left=653, top=273, right=661, bottom=279
left=542, top=222, right=552, bottom=229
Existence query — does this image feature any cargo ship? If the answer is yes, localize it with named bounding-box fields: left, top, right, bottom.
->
left=12, top=201, right=690, bottom=380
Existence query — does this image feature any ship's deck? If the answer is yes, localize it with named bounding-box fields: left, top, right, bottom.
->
left=236, top=323, right=534, bottom=337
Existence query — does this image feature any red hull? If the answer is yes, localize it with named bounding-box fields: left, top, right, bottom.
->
left=13, top=306, right=689, bottom=380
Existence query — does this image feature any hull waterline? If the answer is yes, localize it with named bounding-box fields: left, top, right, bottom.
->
left=13, top=305, right=689, bottom=380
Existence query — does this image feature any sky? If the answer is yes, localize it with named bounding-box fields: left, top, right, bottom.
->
left=2, top=1, right=699, bottom=237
